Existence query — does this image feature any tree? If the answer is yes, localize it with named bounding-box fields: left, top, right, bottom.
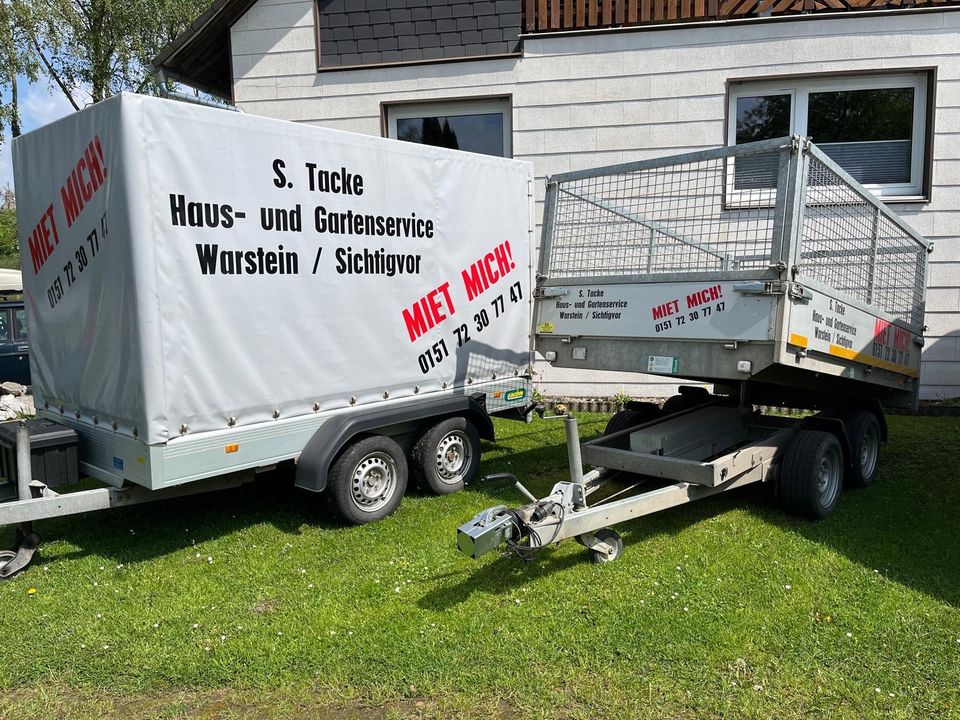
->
left=0, top=0, right=41, bottom=140
left=35, top=0, right=211, bottom=106
left=0, top=186, right=19, bottom=270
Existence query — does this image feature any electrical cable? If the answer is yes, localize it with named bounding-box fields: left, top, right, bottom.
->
left=504, top=501, right=565, bottom=562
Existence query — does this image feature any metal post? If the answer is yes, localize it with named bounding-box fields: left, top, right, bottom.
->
left=866, top=206, right=879, bottom=305
left=537, top=181, right=559, bottom=281
left=15, top=421, right=31, bottom=502
left=564, top=415, right=585, bottom=486
left=780, top=136, right=810, bottom=274
left=646, top=227, right=654, bottom=273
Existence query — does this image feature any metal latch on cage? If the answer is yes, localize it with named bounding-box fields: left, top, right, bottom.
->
left=733, top=281, right=811, bottom=303
left=534, top=287, right=569, bottom=299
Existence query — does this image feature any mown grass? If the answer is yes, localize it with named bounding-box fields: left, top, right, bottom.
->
left=0, top=414, right=957, bottom=719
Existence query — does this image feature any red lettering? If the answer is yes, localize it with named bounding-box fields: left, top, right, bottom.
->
left=76, top=159, right=93, bottom=202
left=57, top=137, right=109, bottom=229
left=26, top=204, right=58, bottom=274
left=459, top=242, right=515, bottom=302
left=94, top=135, right=107, bottom=177
left=874, top=318, right=891, bottom=346
left=686, top=285, right=722, bottom=309
left=60, top=179, right=81, bottom=228
left=27, top=228, right=46, bottom=274
left=483, top=252, right=499, bottom=285
left=424, top=291, right=445, bottom=325
left=403, top=303, right=430, bottom=343
left=493, top=243, right=512, bottom=276
left=84, top=145, right=104, bottom=189
left=461, top=264, right=485, bottom=302
left=47, top=207, right=60, bottom=246
left=893, top=327, right=911, bottom=353
left=652, top=300, right=679, bottom=321
left=403, top=282, right=457, bottom=342
left=436, top=281, right=455, bottom=317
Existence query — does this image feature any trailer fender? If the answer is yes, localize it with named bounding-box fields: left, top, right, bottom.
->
left=824, top=399, right=888, bottom=443
left=295, top=396, right=494, bottom=493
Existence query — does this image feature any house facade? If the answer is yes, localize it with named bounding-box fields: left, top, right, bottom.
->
left=156, top=1, right=960, bottom=400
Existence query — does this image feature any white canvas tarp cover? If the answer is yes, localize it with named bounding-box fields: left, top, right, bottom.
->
left=13, top=94, right=533, bottom=444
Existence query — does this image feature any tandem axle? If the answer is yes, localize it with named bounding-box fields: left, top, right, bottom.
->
left=458, top=393, right=882, bottom=564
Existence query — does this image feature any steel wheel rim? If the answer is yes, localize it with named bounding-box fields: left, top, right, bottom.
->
left=351, top=451, right=398, bottom=513
left=435, top=431, right=471, bottom=484
left=860, top=423, right=879, bottom=479
left=816, top=444, right=842, bottom=507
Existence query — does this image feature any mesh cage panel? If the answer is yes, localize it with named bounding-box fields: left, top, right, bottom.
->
left=546, top=151, right=781, bottom=279
left=801, top=156, right=926, bottom=328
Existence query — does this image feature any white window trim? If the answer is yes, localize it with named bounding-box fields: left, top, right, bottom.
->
left=386, top=98, right=512, bottom=158
left=728, top=73, right=928, bottom=200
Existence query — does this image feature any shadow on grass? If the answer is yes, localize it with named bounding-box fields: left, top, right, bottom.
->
left=19, top=469, right=350, bottom=566
left=460, top=415, right=960, bottom=609
left=12, top=414, right=958, bottom=611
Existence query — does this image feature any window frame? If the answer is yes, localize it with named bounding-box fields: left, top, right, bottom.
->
left=383, top=97, right=513, bottom=159
left=727, top=72, right=930, bottom=201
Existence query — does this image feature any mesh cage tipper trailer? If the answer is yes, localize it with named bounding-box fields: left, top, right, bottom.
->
left=457, top=135, right=931, bottom=565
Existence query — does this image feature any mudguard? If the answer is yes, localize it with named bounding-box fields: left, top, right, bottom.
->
left=294, top=395, right=494, bottom=492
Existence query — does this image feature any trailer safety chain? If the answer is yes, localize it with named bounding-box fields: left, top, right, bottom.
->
left=0, top=532, right=40, bottom=580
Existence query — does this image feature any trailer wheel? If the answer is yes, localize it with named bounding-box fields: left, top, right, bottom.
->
left=843, top=411, right=881, bottom=488
left=604, top=403, right=660, bottom=436
left=588, top=529, right=623, bottom=564
left=413, top=417, right=481, bottom=494
left=661, top=394, right=700, bottom=416
left=780, top=430, right=844, bottom=519
left=329, top=435, right=408, bottom=524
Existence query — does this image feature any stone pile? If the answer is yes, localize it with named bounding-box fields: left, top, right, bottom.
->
left=0, top=382, right=35, bottom=421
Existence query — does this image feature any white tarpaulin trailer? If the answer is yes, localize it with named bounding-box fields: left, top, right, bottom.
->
left=5, top=94, right=534, bottom=543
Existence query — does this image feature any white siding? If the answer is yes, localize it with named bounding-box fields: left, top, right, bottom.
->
left=231, top=7, right=960, bottom=401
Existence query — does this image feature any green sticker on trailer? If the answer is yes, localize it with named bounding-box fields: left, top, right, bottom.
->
left=647, top=355, right=679, bottom=374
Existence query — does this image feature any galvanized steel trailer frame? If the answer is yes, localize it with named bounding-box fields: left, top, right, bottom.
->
left=458, top=136, right=928, bottom=562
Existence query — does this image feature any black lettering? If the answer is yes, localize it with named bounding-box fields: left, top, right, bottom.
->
left=196, top=244, right=217, bottom=274
left=273, top=159, right=287, bottom=188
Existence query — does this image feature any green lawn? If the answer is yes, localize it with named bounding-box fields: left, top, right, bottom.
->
left=0, top=414, right=957, bottom=719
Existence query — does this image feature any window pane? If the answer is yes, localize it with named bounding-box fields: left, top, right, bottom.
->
left=734, top=94, right=791, bottom=190
left=808, top=88, right=915, bottom=186
left=0, top=310, right=10, bottom=343
left=14, top=309, right=26, bottom=340
left=395, top=113, right=504, bottom=157
left=808, top=88, right=913, bottom=143
left=736, top=94, right=791, bottom=143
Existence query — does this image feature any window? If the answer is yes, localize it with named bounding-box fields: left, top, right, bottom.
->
left=728, top=73, right=929, bottom=199
left=14, top=309, right=27, bottom=340
left=385, top=99, right=511, bottom=158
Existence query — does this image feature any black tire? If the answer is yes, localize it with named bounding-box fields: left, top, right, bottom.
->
left=329, top=435, right=408, bottom=524
left=589, top=528, right=623, bottom=564
left=413, top=417, right=481, bottom=495
left=604, top=403, right=661, bottom=436
left=661, top=395, right=690, bottom=416
left=779, top=430, right=844, bottom=519
left=842, top=411, right=882, bottom=488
